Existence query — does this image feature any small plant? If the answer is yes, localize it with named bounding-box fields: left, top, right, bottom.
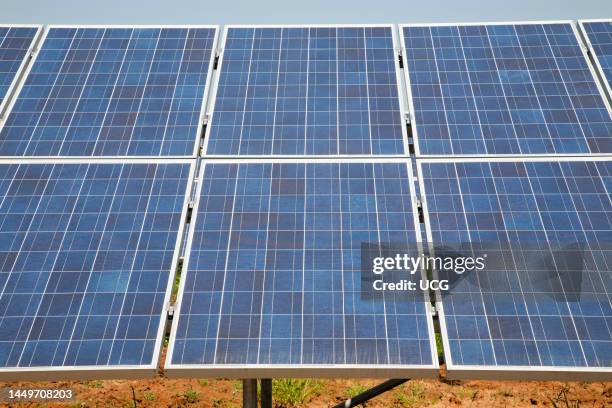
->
left=395, top=381, right=427, bottom=407
left=435, top=333, right=444, bottom=360
left=143, top=391, right=156, bottom=401
left=549, top=387, right=580, bottom=408
left=273, top=378, right=322, bottom=407
left=87, top=380, right=103, bottom=389
left=456, top=386, right=477, bottom=401
left=199, top=379, right=210, bottom=387
left=183, top=388, right=199, bottom=404
left=345, top=382, right=368, bottom=397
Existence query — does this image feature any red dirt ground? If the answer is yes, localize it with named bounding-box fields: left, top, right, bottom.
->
left=1, top=375, right=609, bottom=407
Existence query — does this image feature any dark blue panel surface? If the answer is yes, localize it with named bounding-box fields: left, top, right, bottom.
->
left=171, top=162, right=434, bottom=367
left=582, top=21, right=612, bottom=93
left=0, top=162, right=190, bottom=368
left=206, top=26, right=405, bottom=155
left=404, top=23, right=612, bottom=155
left=421, top=159, right=612, bottom=369
left=0, top=27, right=216, bottom=157
left=0, top=27, right=38, bottom=110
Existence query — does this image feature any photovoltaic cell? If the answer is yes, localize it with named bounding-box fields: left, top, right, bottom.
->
left=205, top=26, right=406, bottom=156
left=0, top=26, right=39, bottom=113
left=580, top=20, right=612, bottom=97
left=0, top=161, right=191, bottom=373
left=0, top=27, right=216, bottom=157
left=420, top=159, right=612, bottom=375
left=403, top=23, right=612, bottom=155
left=167, top=161, right=436, bottom=375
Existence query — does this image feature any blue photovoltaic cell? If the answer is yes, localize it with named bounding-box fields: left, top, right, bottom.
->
left=403, top=23, right=612, bottom=155
left=0, top=27, right=216, bottom=157
left=0, top=26, right=38, bottom=110
left=421, top=160, right=612, bottom=369
left=0, top=162, right=190, bottom=368
left=206, top=26, right=405, bottom=155
left=170, top=162, right=434, bottom=368
left=582, top=21, right=612, bottom=92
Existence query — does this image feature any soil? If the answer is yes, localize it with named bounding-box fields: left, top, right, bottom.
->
left=1, top=370, right=610, bottom=407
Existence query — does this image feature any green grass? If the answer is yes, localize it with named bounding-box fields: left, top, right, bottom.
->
left=86, top=380, right=103, bottom=389
left=395, top=382, right=428, bottom=407
left=272, top=379, right=322, bottom=407
left=143, top=391, right=156, bottom=401
left=183, top=388, right=199, bottom=404
left=170, top=260, right=183, bottom=302
left=435, top=332, right=443, bottom=359
left=198, top=379, right=210, bottom=387
left=345, top=382, right=369, bottom=397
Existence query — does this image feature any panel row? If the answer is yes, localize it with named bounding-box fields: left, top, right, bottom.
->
left=0, top=157, right=610, bottom=380
left=0, top=22, right=610, bottom=158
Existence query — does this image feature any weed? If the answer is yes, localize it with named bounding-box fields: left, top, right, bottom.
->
left=549, top=387, right=580, bottom=408
left=345, top=382, right=369, bottom=397
left=395, top=381, right=427, bottom=407
left=183, top=388, right=199, bottom=404
left=435, top=332, right=444, bottom=359
left=456, top=386, right=477, bottom=401
left=143, top=391, right=156, bottom=401
left=87, top=380, right=103, bottom=389
left=199, top=379, right=210, bottom=387
left=272, top=378, right=322, bottom=407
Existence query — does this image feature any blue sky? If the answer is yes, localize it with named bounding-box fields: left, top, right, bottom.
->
left=2, top=0, right=611, bottom=24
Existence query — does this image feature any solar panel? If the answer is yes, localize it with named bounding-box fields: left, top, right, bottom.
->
left=419, top=158, right=612, bottom=380
left=0, top=26, right=218, bottom=157
left=402, top=22, right=612, bottom=156
left=0, top=160, right=193, bottom=380
left=579, top=20, right=612, bottom=103
left=0, top=26, right=41, bottom=117
left=204, top=25, right=407, bottom=156
left=166, top=160, right=438, bottom=377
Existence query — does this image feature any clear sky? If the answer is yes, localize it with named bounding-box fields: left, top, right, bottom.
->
left=2, top=0, right=611, bottom=25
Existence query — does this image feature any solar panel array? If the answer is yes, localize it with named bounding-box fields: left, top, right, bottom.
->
left=406, top=22, right=612, bottom=380
left=205, top=26, right=406, bottom=156
left=0, top=26, right=40, bottom=114
left=167, top=161, right=436, bottom=375
left=165, top=24, right=442, bottom=378
left=0, top=21, right=610, bottom=382
left=0, top=27, right=216, bottom=157
left=580, top=20, right=612, bottom=98
left=0, top=25, right=217, bottom=380
left=402, top=22, right=612, bottom=155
